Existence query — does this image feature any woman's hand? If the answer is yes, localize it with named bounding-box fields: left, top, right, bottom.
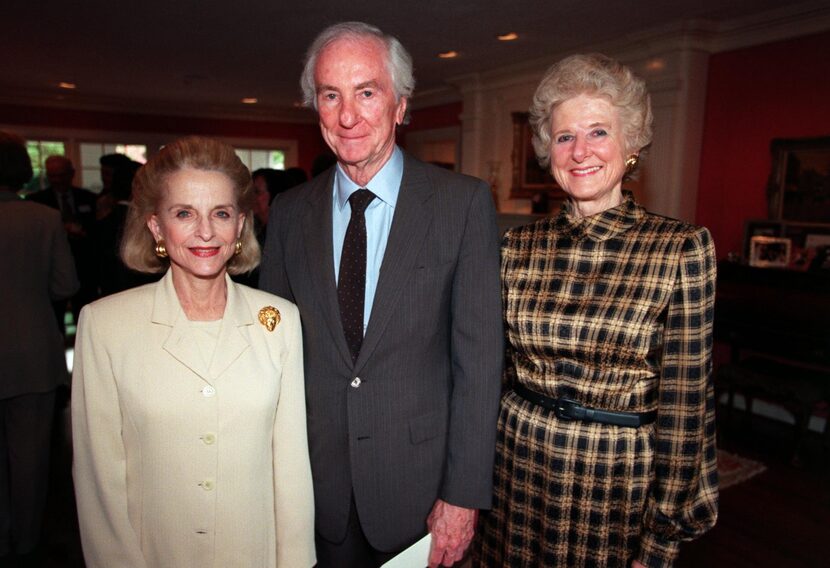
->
left=632, top=560, right=647, bottom=568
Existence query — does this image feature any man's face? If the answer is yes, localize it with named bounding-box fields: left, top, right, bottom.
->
left=46, top=158, right=74, bottom=192
left=314, top=37, right=407, bottom=183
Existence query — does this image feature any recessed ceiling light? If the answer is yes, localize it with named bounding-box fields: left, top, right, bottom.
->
left=497, top=32, right=518, bottom=41
left=58, top=82, right=76, bottom=90
left=645, top=58, right=666, bottom=71
left=241, top=97, right=258, bottom=104
left=438, top=51, right=458, bottom=59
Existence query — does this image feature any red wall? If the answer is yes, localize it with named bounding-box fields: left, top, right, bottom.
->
left=696, top=31, right=830, bottom=259
left=0, top=104, right=327, bottom=176
left=406, top=101, right=462, bottom=132
left=399, top=101, right=462, bottom=148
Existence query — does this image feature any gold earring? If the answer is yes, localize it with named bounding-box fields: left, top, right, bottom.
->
left=155, top=239, right=168, bottom=258
left=234, top=240, right=243, bottom=255
left=625, top=155, right=639, bottom=173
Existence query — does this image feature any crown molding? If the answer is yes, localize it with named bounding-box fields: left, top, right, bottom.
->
left=708, top=0, right=830, bottom=52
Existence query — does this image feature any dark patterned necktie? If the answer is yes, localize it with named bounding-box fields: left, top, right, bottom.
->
left=338, top=189, right=376, bottom=363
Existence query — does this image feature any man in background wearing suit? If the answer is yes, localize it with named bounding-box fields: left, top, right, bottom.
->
left=28, top=155, right=98, bottom=328
left=260, top=21, right=502, bottom=568
left=0, top=131, right=79, bottom=566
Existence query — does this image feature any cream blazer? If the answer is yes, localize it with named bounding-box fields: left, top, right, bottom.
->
left=71, top=271, right=315, bottom=568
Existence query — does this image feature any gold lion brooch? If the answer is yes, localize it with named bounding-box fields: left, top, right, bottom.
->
left=258, top=306, right=281, bottom=332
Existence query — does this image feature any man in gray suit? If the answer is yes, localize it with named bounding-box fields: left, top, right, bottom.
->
left=260, top=22, right=502, bottom=568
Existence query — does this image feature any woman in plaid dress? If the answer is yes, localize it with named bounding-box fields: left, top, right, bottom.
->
left=473, top=54, right=718, bottom=567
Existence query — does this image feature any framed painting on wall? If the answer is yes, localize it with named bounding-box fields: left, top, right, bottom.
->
left=766, top=136, right=830, bottom=224
left=509, top=112, right=565, bottom=202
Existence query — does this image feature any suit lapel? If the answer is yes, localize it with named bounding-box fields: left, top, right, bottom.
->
left=355, top=154, right=433, bottom=372
left=153, top=271, right=251, bottom=383
left=153, top=271, right=212, bottom=383
left=208, top=276, right=252, bottom=380
left=301, top=171, right=355, bottom=368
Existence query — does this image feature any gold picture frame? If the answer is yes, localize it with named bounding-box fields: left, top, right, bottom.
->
left=510, top=112, right=564, bottom=201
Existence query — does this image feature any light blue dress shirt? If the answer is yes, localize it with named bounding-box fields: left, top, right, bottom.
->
left=333, top=146, right=403, bottom=336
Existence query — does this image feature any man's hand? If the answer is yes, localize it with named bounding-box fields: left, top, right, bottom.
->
left=427, top=499, right=477, bottom=567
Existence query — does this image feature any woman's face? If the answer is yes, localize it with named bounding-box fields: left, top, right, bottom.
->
left=147, top=167, right=244, bottom=283
left=549, top=93, right=628, bottom=215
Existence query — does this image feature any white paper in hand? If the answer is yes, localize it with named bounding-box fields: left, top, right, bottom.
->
left=381, top=533, right=431, bottom=568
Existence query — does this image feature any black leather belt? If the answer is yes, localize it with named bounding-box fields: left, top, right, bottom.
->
left=513, top=383, right=656, bottom=428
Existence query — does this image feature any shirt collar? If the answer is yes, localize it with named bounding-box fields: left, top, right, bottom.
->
left=334, top=146, right=403, bottom=212
left=554, top=190, right=644, bottom=241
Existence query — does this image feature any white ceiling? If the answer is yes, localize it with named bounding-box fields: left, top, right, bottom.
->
left=1, top=0, right=817, bottom=120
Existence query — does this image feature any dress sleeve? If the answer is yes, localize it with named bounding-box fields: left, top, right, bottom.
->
left=272, top=302, right=316, bottom=567
left=638, top=227, right=719, bottom=567
left=500, top=230, right=518, bottom=391
left=71, top=306, right=149, bottom=568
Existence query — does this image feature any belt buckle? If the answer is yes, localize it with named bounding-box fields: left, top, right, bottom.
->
left=554, top=398, right=585, bottom=421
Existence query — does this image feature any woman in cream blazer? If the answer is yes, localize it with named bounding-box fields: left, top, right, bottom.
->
left=71, top=137, right=315, bottom=568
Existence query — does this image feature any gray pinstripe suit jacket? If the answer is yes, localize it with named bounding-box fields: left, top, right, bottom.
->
left=260, top=152, right=503, bottom=552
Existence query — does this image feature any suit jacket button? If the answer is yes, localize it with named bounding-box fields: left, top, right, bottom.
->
left=350, top=377, right=361, bottom=388
left=202, top=385, right=216, bottom=397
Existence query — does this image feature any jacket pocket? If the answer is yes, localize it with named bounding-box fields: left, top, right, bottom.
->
left=409, top=411, right=447, bottom=445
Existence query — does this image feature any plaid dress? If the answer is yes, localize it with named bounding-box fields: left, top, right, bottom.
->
left=473, top=193, right=718, bottom=567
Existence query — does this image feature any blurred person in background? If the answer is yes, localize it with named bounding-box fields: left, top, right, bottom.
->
left=0, top=131, right=78, bottom=567
left=96, top=153, right=134, bottom=220
left=27, top=155, right=98, bottom=330
left=95, top=159, right=158, bottom=296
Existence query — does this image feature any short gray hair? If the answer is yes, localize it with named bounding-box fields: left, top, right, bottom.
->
left=300, top=21, right=415, bottom=123
left=529, top=53, right=653, bottom=176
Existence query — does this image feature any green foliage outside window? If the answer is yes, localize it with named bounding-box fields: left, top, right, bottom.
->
left=23, top=141, right=65, bottom=194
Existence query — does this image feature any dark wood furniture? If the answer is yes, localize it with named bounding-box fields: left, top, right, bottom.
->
left=715, top=262, right=830, bottom=461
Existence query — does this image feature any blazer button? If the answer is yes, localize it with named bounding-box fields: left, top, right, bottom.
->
left=202, top=432, right=216, bottom=445
left=350, top=377, right=361, bottom=388
left=200, top=479, right=215, bottom=491
left=202, top=385, right=216, bottom=398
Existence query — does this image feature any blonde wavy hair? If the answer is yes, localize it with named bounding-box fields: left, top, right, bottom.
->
left=529, top=53, right=653, bottom=177
left=121, top=136, right=260, bottom=275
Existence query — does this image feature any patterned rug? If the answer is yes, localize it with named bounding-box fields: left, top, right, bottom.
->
left=718, top=450, right=767, bottom=490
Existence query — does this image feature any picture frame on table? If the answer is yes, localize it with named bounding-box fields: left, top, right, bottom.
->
left=776, top=222, right=830, bottom=271
left=749, top=236, right=791, bottom=268
left=742, top=219, right=782, bottom=261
